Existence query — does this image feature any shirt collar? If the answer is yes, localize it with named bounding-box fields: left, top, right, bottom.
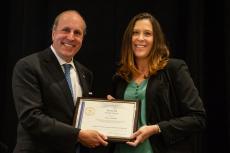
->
left=50, top=45, right=76, bottom=70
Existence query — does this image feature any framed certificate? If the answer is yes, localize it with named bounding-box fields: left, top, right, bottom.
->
left=73, top=97, right=140, bottom=142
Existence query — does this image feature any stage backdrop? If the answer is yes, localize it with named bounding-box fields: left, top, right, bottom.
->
left=1, top=0, right=229, bottom=153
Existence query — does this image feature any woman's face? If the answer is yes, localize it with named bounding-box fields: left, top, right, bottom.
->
left=132, top=19, right=153, bottom=60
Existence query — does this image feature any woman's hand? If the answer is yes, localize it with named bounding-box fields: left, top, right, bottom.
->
left=126, top=125, right=160, bottom=147
left=107, top=95, right=115, bottom=100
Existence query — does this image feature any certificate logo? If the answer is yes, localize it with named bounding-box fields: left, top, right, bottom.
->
left=85, top=107, right=95, bottom=116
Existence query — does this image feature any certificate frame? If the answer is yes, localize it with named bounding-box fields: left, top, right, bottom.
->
left=73, top=97, right=140, bottom=142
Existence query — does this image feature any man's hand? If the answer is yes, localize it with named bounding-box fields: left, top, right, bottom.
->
left=78, top=129, right=108, bottom=148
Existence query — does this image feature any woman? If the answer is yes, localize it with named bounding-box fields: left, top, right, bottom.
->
left=108, top=12, right=206, bottom=153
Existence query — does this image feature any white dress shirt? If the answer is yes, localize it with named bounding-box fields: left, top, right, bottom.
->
left=51, top=45, right=82, bottom=105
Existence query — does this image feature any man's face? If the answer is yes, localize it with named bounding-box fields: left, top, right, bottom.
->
left=52, top=12, right=85, bottom=62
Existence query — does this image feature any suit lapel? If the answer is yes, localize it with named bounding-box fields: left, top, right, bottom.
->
left=146, top=70, right=172, bottom=124
left=74, top=61, right=89, bottom=97
left=146, top=74, right=163, bottom=124
left=42, top=49, right=75, bottom=110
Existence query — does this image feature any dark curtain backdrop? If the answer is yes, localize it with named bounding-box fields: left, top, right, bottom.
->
left=1, top=0, right=229, bottom=153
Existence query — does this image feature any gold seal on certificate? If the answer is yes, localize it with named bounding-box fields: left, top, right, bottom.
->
left=73, top=98, right=140, bottom=142
left=85, top=107, right=95, bottom=116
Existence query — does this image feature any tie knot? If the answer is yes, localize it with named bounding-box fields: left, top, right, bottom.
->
left=63, top=64, right=72, bottom=74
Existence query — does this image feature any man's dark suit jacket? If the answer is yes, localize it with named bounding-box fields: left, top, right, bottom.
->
left=12, top=48, right=93, bottom=153
left=110, top=59, right=206, bottom=153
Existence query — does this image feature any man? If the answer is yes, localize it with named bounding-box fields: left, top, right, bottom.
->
left=12, top=10, right=108, bottom=153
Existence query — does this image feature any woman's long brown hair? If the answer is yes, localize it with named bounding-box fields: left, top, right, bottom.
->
left=117, top=12, right=170, bottom=81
